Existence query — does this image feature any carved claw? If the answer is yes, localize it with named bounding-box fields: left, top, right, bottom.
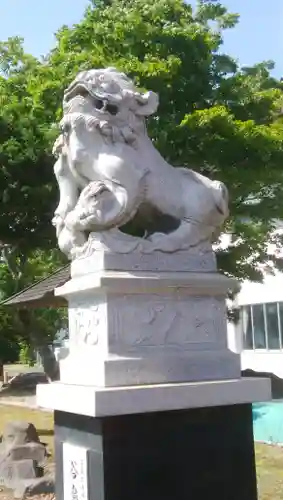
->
left=146, top=233, right=180, bottom=253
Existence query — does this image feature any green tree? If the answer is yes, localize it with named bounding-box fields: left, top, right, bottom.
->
left=0, top=248, right=67, bottom=379
left=0, top=38, right=57, bottom=251
left=0, top=38, right=66, bottom=378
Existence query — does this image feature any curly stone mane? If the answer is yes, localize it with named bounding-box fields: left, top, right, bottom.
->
left=60, top=105, right=145, bottom=147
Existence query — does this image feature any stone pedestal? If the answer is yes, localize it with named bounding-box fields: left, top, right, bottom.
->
left=56, top=250, right=241, bottom=387
left=37, top=249, right=271, bottom=500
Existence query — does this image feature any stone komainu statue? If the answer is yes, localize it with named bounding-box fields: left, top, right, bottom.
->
left=52, top=67, right=229, bottom=258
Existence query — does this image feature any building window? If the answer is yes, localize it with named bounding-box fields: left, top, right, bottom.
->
left=242, top=306, right=253, bottom=349
left=266, top=303, right=280, bottom=350
left=242, top=302, right=282, bottom=350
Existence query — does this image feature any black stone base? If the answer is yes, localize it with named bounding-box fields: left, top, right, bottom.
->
left=55, top=403, right=258, bottom=500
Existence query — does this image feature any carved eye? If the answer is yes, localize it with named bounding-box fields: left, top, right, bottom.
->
left=94, top=98, right=104, bottom=110
left=105, top=103, right=119, bottom=115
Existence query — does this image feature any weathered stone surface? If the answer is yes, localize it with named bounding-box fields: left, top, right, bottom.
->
left=0, top=459, right=37, bottom=488
left=1, top=422, right=39, bottom=448
left=7, top=443, right=46, bottom=464
left=0, top=421, right=50, bottom=497
left=14, top=476, right=55, bottom=498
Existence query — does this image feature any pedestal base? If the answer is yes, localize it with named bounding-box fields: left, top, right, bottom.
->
left=54, top=403, right=258, bottom=500
left=37, top=377, right=270, bottom=416
left=59, top=349, right=241, bottom=387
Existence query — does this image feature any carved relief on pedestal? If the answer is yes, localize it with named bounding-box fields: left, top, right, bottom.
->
left=108, top=294, right=226, bottom=352
left=68, top=299, right=105, bottom=346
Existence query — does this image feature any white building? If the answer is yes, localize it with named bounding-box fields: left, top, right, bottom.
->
left=228, top=268, right=283, bottom=378
left=220, top=221, right=283, bottom=379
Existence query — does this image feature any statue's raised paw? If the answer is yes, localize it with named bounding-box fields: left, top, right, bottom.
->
left=67, top=180, right=135, bottom=232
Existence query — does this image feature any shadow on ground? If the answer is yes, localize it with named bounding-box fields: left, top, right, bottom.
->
left=252, top=403, right=268, bottom=422
left=0, top=372, right=48, bottom=398
left=36, top=429, right=54, bottom=437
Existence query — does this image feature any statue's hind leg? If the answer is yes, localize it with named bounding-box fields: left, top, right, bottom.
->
left=144, top=220, right=209, bottom=253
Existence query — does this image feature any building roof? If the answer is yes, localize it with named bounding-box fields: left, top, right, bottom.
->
left=1, top=265, right=70, bottom=308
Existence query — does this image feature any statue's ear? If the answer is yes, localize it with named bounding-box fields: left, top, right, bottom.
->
left=134, top=91, right=159, bottom=116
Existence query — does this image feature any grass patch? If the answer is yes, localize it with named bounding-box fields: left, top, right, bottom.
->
left=0, top=405, right=54, bottom=459
left=255, top=443, right=283, bottom=499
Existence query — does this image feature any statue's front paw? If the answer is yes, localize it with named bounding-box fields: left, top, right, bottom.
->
left=146, top=233, right=178, bottom=253
left=147, top=232, right=165, bottom=243
left=65, top=210, right=81, bottom=230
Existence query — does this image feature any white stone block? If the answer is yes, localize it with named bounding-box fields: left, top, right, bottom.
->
left=56, top=269, right=240, bottom=387
left=37, top=377, right=271, bottom=417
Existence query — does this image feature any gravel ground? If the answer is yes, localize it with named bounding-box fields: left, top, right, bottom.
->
left=0, top=448, right=55, bottom=500
left=0, top=489, right=55, bottom=500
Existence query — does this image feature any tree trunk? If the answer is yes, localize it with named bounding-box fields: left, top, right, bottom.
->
left=1, top=247, right=61, bottom=381
left=34, top=342, right=60, bottom=382
left=18, top=310, right=60, bottom=382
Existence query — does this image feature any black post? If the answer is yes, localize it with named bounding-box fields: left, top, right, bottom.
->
left=55, top=403, right=258, bottom=500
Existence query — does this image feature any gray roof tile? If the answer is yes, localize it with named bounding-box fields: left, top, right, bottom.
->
left=1, top=265, right=70, bottom=308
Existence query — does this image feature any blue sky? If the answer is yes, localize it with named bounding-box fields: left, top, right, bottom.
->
left=0, top=0, right=282, bottom=76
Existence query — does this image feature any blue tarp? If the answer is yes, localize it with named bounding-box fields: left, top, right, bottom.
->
left=253, top=401, right=283, bottom=444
